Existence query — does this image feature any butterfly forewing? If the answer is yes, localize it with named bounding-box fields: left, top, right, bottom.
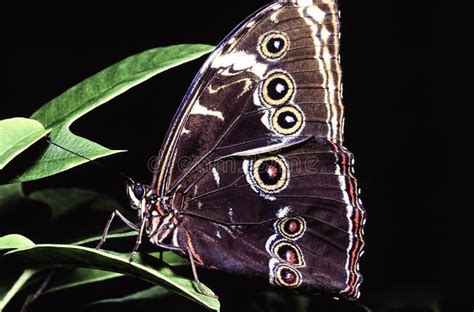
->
left=154, top=0, right=343, bottom=194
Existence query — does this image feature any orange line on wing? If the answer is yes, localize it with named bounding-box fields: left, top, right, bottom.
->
left=156, top=202, right=165, bottom=216
left=348, top=209, right=361, bottom=286
left=348, top=177, right=356, bottom=207
left=186, top=231, right=204, bottom=266
left=340, top=147, right=347, bottom=175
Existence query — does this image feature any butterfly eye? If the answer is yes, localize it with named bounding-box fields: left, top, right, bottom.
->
left=278, top=217, right=306, bottom=240
left=261, top=71, right=295, bottom=106
left=272, top=241, right=305, bottom=267
left=274, top=265, right=302, bottom=288
left=258, top=31, right=290, bottom=60
left=251, top=156, right=289, bottom=193
left=271, top=105, right=304, bottom=135
left=133, top=184, right=145, bottom=199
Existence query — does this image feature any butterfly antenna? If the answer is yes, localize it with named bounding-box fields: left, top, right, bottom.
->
left=46, top=139, right=134, bottom=184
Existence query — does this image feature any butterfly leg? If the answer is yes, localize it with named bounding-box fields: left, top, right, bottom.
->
left=186, top=245, right=218, bottom=298
left=154, top=242, right=186, bottom=252
left=153, top=242, right=217, bottom=298
left=129, top=218, right=147, bottom=262
left=20, top=270, right=54, bottom=312
left=96, top=210, right=139, bottom=250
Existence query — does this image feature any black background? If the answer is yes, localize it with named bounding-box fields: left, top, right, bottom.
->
left=4, top=1, right=465, bottom=311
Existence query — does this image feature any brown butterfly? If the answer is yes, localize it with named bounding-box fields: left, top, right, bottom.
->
left=97, top=0, right=366, bottom=300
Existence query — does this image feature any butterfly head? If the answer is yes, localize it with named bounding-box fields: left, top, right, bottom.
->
left=125, top=179, right=159, bottom=219
left=126, top=179, right=177, bottom=243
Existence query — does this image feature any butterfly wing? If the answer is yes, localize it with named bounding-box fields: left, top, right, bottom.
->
left=152, top=0, right=366, bottom=299
left=177, top=138, right=365, bottom=299
left=152, top=0, right=343, bottom=196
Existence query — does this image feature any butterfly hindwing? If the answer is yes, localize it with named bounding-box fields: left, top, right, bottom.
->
left=176, top=138, right=365, bottom=298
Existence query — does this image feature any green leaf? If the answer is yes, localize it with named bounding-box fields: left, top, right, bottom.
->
left=0, top=183, right=24, bottom=216
left=0, top=233, right=192, bottom=310
left=44, top=252, right=187, bottom=294
left=0, top=118, right=51, bottom=170
left=152, top=251, right=189, bottom=267
left=88, top=196, right=122, bottom=212
left=0, top=183, right=23, bottom=205
left=5, top=244, right=220, bottom=311
left=45, top=269, right=123, bottom=294
left=1, top=185, right=121, bottom=221
left=90, top=285, right=170, bottom=305
left=72, top=230, right=137, bottom=246
left=0, top=234, right=35, bottom=250
left=29, top=188, right=118, bottom=220
left=13, top=44, right=214, bottom=183
left=0, top=269, right=38, bottom=311
left=0, top=234, right=37, bottom=310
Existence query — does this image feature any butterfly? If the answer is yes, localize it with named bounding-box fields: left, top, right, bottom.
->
left=97, top=0, right=366, bottom=300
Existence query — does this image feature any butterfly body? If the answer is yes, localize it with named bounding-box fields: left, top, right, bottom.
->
left=125, top=0, right=365, bottom=300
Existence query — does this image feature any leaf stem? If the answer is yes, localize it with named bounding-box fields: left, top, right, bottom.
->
left=0, top=269, right=38, bottom=311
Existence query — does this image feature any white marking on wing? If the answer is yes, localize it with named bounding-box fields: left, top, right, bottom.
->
left=307, top=6, right=326, bottom=22
left=338, top=175, right=350, bottom=204
left=265, top=195, right=277, bottom=201
left=295, top=0, right=313, bottom=6
left=252, top=63, right=268, bottom=78
left=276, top=206, right=291, bottom=218
left=190, top=99, right=224, bottom=120
left=276, top=83, right=286, bottom=93
left=172, top=228, right=180, bottom=247
left=212, top=51, right=256, bottom=70
left=228, top=207, right=235, bottom=223
left=321, top=27, right=332, bottom=41
left=265, top=234, right=279, bottom=255
left=208, top=75, right=254, bottom=99
left=265, top=233, right=279, bottom=285
left=212, top=167, right=220, bottom=186
left=344, top=204, right=354, bottom=288
left=328, top=80, right=337, bottom=91
left=271, top=11, right=279, bottom=22
left=246, top=20, right=256, bottom=28
left=230, top=140, right=289, bottom=157
left=243, top=159, right=255, bottom=187
left=253, top=87, right=264, bottom=107
left=260, top=110, right=272, bottom=129
left=217, top=224, right=236, bottom=237
left=212, top=51, right=268, bottom=78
